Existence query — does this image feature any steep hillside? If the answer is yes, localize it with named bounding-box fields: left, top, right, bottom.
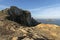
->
left=0, top=6, right=60, bottom=40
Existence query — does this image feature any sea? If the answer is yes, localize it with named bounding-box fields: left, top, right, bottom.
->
left=36, top=19, right=60, bottom=26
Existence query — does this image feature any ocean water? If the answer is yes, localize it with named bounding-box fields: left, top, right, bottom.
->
left=37, top=19, right=60, bottom=26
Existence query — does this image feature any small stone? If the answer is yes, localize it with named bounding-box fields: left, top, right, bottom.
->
left=22, top=37, right=34, bottom=40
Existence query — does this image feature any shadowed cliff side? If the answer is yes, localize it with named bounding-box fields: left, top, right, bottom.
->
left=6, top=6, right=39, bottom=27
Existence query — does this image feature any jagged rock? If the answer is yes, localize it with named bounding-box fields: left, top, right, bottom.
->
left=19, top=10, right=32, bottom=26
left=6, top=6, right=39, bottom=26
left=8, top=6, right=23, bottom=16
left=22, top=38, right=34, bottom=40
left=31, top=18, right=39, bottom=26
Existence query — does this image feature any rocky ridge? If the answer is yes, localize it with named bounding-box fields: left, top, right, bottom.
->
left=0, top=6, right=60, bottom=40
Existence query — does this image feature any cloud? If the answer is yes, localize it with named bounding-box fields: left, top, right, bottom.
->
left=29, top=4, right=60, bottom=19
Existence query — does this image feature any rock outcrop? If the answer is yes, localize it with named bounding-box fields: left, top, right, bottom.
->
left=0, top=6, right=60, bottom=40
left=6, top=6, right=39, bottom=26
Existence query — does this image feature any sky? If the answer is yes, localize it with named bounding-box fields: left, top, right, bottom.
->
left=0, top=0, right=60, bottom=19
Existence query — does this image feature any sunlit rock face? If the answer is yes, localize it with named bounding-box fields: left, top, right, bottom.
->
left=6, top=6, right=39, bottom=26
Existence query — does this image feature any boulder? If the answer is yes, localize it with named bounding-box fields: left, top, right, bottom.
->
left=6, top=6, right=39, bottom=26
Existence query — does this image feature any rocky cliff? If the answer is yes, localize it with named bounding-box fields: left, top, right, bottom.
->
left=0, top=6, right=60, bottom=40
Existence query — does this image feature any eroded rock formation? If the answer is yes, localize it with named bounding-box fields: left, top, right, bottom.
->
left=6, top=6, right=39, bottom=26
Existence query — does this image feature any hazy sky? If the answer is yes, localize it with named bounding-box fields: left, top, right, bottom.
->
left=0, top=0, right=60, bottom=19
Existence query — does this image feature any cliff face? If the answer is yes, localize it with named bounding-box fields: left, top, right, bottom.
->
left=1, top=6, right=39, bottom=26
left=0, top=6, right=60, bottom=40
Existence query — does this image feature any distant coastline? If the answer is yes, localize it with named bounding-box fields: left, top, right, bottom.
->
left=36, top=19, right=60, bottom=26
